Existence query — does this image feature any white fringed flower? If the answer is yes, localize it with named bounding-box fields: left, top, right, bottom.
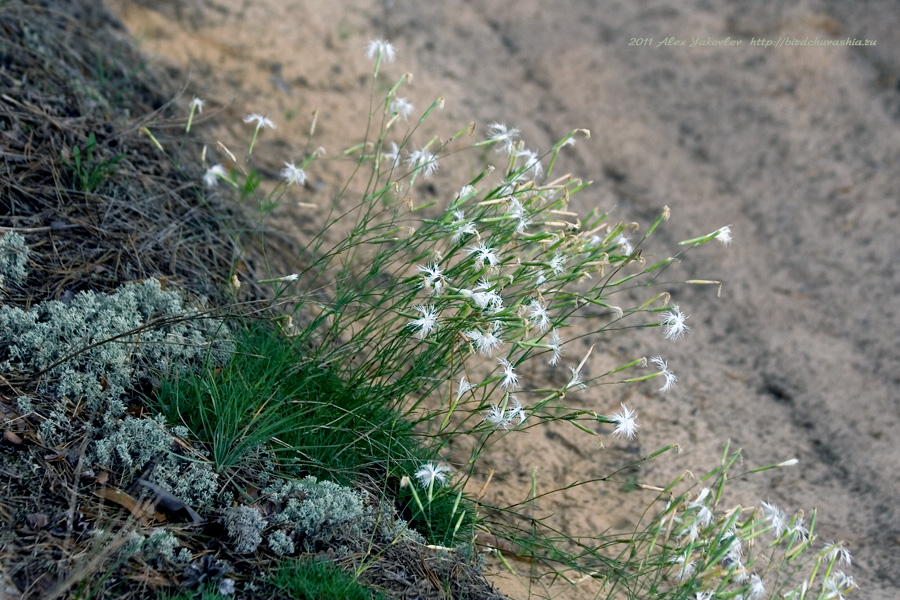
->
left=465, top=323, right=503, bottom=356
left=407, top=148, right=438, bottom=178
left=366, top=39, right=396, bottom=62
left=390, top=97, right=414, bottom=120
left=610, top=403, right=639, bottom=439
left=203, top=164, right=227, bottom=188
left=281, top=162, right=307, bottom=186
left=487, top=122, right=520, bottom=156
left=527, top=299, right=551, bottom=332
left=651, top=356, right=677, bottom=392
left=243, top=113, right=275, bottom=130
left=466, top=241, right=500, bottom=269
left=498, top=358, right=519, bottom=390
left=408, top=304, right=438, bottom=340
left=414, top=462, right=449, bottom=488
left=662, top=305, right=690, bottom=341
left=715, top=225, right=733, bottom=245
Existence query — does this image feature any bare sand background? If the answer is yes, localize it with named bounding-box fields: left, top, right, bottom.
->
left=105, top=1, right=900, bottom=597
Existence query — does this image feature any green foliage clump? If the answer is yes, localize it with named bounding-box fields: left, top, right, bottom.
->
left=150, top=318, right=430, bottom=483
left=0, top=231, right=29, bottom=294
left=0, top=278, right=233, bottom=418
left=267, top=558, right=386, bottom=600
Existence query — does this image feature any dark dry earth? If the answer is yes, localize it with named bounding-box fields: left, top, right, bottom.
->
left=108, top=1, right=900, bottom=597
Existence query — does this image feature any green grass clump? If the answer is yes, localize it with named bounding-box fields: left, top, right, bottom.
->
left=267, top=558, right=386, bottom=600
left=149, top=318, right=434, bottom=486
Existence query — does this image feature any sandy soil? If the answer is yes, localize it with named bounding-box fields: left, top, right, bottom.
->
left=105, top=1, right=900, bottom=597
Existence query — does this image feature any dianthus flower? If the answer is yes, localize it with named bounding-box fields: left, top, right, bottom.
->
left=280, top=162, right=307, bottom=186
left=406, top=148, right=438, bottom=178
left=390, top=97, right=414, bottom=120
left=408, top=304, right=438, bottom=340
left=662, top=305, right=690, bottom=341
left=366, top=39, right=396, bottom=63
left=610, top=403, right=639, bottom=439
left=498, top=358, right=519, bottom=390
left=414, top=462, right=449, bottom=489
left=487, top=122, right=520, bottom=156
left=651, top=356, right=677, bottom=392
left=203, top=164, right=228, bottom=188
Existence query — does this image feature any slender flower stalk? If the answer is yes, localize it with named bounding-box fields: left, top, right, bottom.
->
left=258, top=274, right=299, bottom=284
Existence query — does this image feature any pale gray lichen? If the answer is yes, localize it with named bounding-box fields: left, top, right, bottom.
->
left=15, top=395, right=33, bottom=416
left=222, top=477, right=424, bottom=556
left=0, top=278, right=233, bottom=419
left=175, top=548, right=193, bottom=563
left=264, top=476, right=367, bottom=550
left=151, top=457, right=219, bottom=509
left=92, top=415, right=173, bottom=472
left=224, top=505, right=266, bottom=554
left=39, top=404, right=72, bottom=447
left=89, top=414, right=219, bottom=508
left=142, top=528, right=185, bottom=565
left=0, top=231, right=29, bottom=294
left=266, top=529, right=295, bottom=556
